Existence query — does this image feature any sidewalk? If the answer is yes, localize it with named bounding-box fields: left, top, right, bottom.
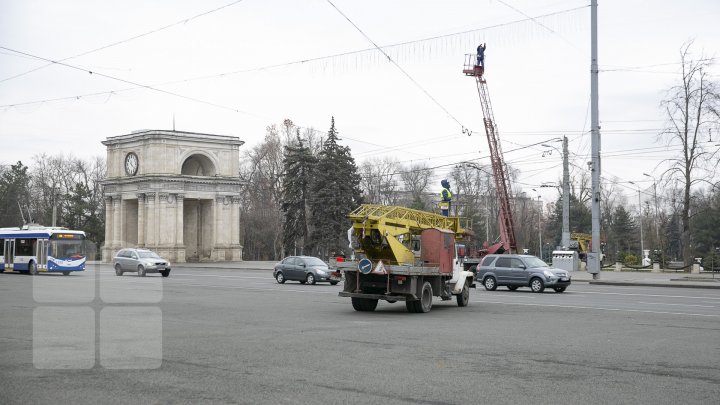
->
left=169, top=261, right=720, bottom=289
left=570, top=268, right=720, bottom=289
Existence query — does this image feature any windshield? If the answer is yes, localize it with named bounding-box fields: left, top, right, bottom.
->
left=138, top=251, right=161, bottom=259
left=524, top=257, right=549, bottom=268
left=50, top=240, right=86, bottom=259
left=304, top=257, right=327, bottom=267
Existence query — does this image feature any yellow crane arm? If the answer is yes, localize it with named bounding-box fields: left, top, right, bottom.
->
left=347, top=204, right=466, bottom=266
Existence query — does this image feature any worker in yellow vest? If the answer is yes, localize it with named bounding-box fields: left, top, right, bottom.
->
left=439, top=179, right=452, bottom=217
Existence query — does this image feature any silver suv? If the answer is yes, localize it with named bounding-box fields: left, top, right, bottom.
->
left=113, top=248, right=171, bottom=277
left=476, top=254, right=570, bottom=293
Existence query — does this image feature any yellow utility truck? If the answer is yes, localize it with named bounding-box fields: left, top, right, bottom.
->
left=334, top=204, right=476, bottom=313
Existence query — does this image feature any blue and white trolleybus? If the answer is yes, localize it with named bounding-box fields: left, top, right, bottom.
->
left=0, top=225, right=87, bottom=275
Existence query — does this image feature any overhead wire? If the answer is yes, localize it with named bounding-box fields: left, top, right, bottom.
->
left=325, top=0, right=468, bottom=133
left=0, top=46, right=262, bottom=118
left=0, top=0, right=248, bottom=85
left=0, top=4, right=589, bottom=117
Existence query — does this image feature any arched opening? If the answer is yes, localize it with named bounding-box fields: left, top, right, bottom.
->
left=181, top=154, right=216, bottom=176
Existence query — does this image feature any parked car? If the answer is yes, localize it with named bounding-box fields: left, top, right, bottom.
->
left=113, top=248, right=171, bottom=277
left=273, top=256, right=338, bottom=285
left=476, top=254, right=570, bottom=293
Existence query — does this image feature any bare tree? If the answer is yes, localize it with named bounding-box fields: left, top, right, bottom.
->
left=660, top=41, right=720, bottom=264
left=239, top=127, right=285, bottom=260
left=399, top=162, right=433, bottom=210
left=358, top=157, right=400, bottom=205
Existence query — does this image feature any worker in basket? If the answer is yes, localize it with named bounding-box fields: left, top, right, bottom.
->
left=439, top=179, right=452, bottom=217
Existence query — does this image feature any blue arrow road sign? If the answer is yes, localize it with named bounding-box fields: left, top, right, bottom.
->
left=358, top=258, right=372, bottom=274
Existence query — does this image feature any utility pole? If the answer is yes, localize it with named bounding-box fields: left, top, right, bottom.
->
left=533, top=190, right=542, bottom=260
left=643, top=173, right=659, bottom=241
left=538, top=196, right=543, bottom=261
left=541, top=137, right=569, bottom=248
left=629, top=181, right=645, bottom=262
left=562, top=136, right=570, bottom=248
left=588, top=0, right=602, bottom=278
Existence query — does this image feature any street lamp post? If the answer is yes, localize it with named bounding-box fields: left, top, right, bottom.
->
left=629, top=181, right=644, bottom=262
left=533, top=189, right=542, bottom=260
left=643, top=173, right=659, bottom=242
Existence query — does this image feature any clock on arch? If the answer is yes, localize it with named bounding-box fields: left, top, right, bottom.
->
left=124, top=152, right=139, bottom=176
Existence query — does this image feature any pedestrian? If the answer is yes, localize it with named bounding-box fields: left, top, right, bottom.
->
left=477, top=43, right=486, bottom=66
left=439, top=179, right=452, bottom=217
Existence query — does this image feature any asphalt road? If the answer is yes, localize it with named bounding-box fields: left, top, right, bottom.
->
left=1, top=264, right=719, bottom=404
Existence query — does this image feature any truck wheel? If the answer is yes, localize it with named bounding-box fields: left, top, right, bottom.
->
left=530, top=277, right=545, bottom=293
left=410, top=281, right=433, bottom=313
left=456, top=280, right=470, bottom=307
left=483, top=276, right=497, bottom=291
left=351, top=298, right=378, bottom=312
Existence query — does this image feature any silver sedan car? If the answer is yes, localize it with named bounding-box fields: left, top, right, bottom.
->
left=113, top=248, right=171, bottom=277
left=273, top=256, right=338, bottom=285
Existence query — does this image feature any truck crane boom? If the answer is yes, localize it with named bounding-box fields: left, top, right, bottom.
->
left=347, top=204, right=464, bottom=266
left=463, top=53, right=517, bottom=254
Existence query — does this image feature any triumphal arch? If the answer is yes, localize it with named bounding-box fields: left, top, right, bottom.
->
left=101, top=130, right=244, bottom=263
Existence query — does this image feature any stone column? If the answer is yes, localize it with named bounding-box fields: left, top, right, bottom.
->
left=137, top=193, right=146, bottom=247
left=231, top=196, right=240, bottom=245
left=213, top=196, right=225, bottom=261
left=174, top=194, right=185, bottom=263
left=231, top=196, right=243, bottom=260
left=103, top=196, right=114, bottom=261
left=145, top=192, right=156, bottom=248
left=112, top=194, right=122, bottom=247
left=104, top=196, right=114, bottom=245
left=175, top=194, right=184, bottom=246
left=158, top=193, right=169, bottom=246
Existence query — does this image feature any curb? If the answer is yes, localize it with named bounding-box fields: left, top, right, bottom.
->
left=588, top=281, right=720, bottom=289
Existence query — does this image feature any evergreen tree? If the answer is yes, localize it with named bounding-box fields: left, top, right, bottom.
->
left=308, top=117, right=362, bottom=258
left=0, top=161, right=31, bottom=227
left=280, top=133, right=317, bottom=255
left=666, top=214, right=682, bottom=260
left=610, top=205, right=637, bottom=261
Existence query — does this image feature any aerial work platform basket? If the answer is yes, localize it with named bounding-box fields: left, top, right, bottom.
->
left=462, top=54, right=484, bottom=77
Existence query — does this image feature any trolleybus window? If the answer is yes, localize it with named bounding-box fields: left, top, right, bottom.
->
left=16, top=239, right=33, bottom=256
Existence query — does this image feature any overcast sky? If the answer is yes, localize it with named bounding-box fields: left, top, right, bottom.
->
left=1, top=0, right=718, bottom=204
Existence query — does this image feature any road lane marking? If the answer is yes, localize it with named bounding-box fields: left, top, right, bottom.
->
left=569, top=290, right=720, bottom=300
left=470, top=299, right=720, bottom=317
left=168, top=281, right=340, bottom=294
left=637, top=301, right=717, bottom=308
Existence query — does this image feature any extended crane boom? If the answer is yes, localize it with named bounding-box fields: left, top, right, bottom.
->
left=463, top=54, right=517, bottom=254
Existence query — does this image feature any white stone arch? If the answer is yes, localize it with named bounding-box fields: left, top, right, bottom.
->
left=180, top=151, right=217, bottom=176
left=102, top=130, right=243, bottom=263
